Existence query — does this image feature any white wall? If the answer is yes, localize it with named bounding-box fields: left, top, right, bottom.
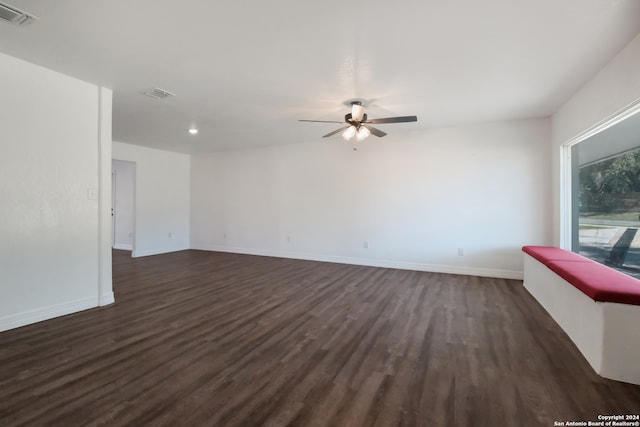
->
left=191, top=118, right=551, bottom=279
left=552, top=33, right=640, bottom=245
left=112, top=159, right=136, bottom=250
left=0, top=52, right=113, bottom=331
left=112, top=142, right=190, bottom=257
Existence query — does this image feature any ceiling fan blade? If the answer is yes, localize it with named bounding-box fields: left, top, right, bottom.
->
left=323, top=126, right=350, bottom=138
left=363, top=115, right=417, bottom=124
left=299, top=119, right=345, bottom=123
left=362, top=124, right=387, bottom=138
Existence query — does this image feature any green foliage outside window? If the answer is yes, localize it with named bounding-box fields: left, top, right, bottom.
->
left=579, top=149, right=640, bottom=215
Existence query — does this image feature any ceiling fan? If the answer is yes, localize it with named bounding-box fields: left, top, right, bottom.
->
left=299, top=101, right=417, bottom=141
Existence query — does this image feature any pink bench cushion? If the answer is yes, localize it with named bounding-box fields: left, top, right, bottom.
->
left=522, top=246, right=640, bottom=306
left=522, top=245, right=591, bottom=264
left=546, top=260, right=640, bottom=306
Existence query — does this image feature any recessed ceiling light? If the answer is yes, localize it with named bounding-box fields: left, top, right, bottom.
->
left=188, top=128, right=198, bottom=135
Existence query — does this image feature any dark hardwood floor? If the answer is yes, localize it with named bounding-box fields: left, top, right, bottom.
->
left=1, top=250, right=639, bottom=426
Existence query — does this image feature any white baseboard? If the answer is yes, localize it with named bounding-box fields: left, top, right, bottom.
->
left=132, top=246, right=189, bottom=258
left=191, top=244, right=523, bottom=280
left=0, top=296, right=98, bottom=332
left=112, top=243, right=132, bottom=250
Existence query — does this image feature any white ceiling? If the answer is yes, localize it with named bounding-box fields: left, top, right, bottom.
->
left=1, top=0, right=639, bottom=154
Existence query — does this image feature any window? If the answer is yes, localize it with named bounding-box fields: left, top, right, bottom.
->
left=570, top=112, right=640, bottom=278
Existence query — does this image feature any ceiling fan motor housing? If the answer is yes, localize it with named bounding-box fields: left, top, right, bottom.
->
left=345, top=113, right=367, bottom=127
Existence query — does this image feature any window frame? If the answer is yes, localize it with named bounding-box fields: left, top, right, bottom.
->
left=560, top=100, right=640, bottom=251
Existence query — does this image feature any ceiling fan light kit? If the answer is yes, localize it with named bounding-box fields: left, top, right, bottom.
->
left=351, top=102, right=365, bottom=122
left=341, top=125, right=370, bottom=141
left=300, top=101, right=417, bottom=142
left=342, top=125, right=357, bottom=140
left=355, top=126, right=370, bottom=141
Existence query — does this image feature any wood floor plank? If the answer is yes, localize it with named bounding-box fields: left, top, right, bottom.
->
left=1, top=249, right=640, bottom=426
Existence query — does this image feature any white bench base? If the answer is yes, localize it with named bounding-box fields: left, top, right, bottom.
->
left=523, top=253, right=640, bottom=385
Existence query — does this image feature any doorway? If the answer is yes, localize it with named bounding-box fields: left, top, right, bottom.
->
left=112, top=159, right=136, bottom=251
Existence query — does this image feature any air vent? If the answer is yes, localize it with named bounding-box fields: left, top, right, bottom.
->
left=143, top=88, right=176, bottom=100
left=0, top=2, right=37, bottom=26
